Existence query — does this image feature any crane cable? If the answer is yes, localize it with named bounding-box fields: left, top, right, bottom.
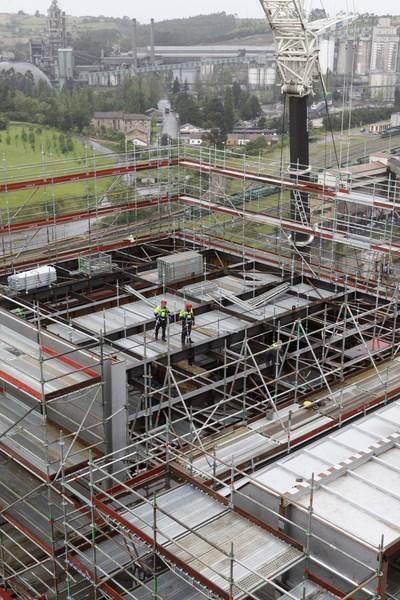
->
left=279, top=93, right=287, bottom=178
left=278, top=93, right=287, bottom=224
left=318, top=70, right=340, bottom=169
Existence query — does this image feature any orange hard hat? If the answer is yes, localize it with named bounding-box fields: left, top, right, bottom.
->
left=186, top=302, right=193, bottom=309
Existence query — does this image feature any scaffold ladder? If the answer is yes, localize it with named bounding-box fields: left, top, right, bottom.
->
left=293, top=190, right=309, bottom=226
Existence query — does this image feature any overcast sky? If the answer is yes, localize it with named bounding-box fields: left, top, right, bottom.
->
left=2, top=0, right=399, bottom=21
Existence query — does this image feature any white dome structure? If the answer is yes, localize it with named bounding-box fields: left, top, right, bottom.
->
left=0, top=61, right=52, bottom=87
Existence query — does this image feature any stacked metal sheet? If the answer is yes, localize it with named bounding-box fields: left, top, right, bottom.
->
left=8, top=266, right=57, bottom=292
left=78, top=252, right=113, bottom=275
left=157, top=251, right=203, bottom=284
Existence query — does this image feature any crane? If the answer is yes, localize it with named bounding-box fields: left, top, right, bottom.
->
left=259, top=0, right=355, bottom=246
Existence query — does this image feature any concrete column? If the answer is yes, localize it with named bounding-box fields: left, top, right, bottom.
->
left=102, top=357, right=128, bottom=463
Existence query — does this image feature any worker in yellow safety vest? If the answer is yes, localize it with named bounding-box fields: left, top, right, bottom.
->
left=154, top=299, right=170, bottom=342
left=179, top=302, right=195, bottom=345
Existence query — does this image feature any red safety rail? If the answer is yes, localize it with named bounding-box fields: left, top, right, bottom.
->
left=0, top=157, right=178, bottom=193
left=179, top=157, right=349, bottom=197
left=0, top=195, right=175, bottom=234
left=0, top=368, right=41, bottom=400
left=0, top=155, right=345, bottom=199
left=178, top=195, right=400, bottom=256
left=41, top=345, right=99, bottom=379
left=0, top=238, right=137, bottom=275
left=3, top=155, right=397, bottom=213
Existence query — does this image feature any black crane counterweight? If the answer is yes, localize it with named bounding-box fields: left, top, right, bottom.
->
left=288, top=94, right=311, bottom=246
left=259, top=0, right=354, bottom=249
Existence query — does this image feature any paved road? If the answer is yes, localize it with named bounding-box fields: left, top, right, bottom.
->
left=162, top=111, right=179, bottom=140
left=1, top=219, right=92, bottom=257
left=86, top=137, right=119, bottom=158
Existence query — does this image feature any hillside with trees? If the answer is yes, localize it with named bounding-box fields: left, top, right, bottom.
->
left=0, top=11, right=272, bottom=62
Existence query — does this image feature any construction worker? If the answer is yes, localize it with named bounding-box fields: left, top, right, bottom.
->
left=154, top=299, right=170, bottom=342
left=15, top=306, right=27, bottom=319
left=266, top=339, right=281, bottom=366
left=179, top=302, right=195, bottom=345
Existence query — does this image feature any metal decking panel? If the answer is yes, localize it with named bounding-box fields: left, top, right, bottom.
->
left=101, top=483, right=302, bottom=598
left=279, top=580, right=339, bottom=600
left=89, top=343, right=142, bottom=368
left=252, top=399, right=400, bottom=497
left=290, top=283, right=335, bottom=300
left=167, top=510, right=302, bottom=597
left=121, top=485, right=227, bottom=545
left=77, top=536, right=149, bottom=576
left=114, top=310, right=250, bottom=359
left=115, top=323, right=213, bottom=358
left=182, top=273, right=280, bottom=301
left=0, top=392, right=89, bottom=475
left=274, top=296, right=310, bottom=310
left=0, top=455, right=64, bottom=550
left=309, top=480, right=400, bottom=547
left=137, top=268, right=159, bottom=283
left=195, top=310, right=249, bottom=332
left=46, top=322, right=93, bottom=344
left=269, top=416, right=333, bottom=445
left=131, top=570, right=207, bottom=600
left=0, top=320, right=98, bottom=400
left=244, top=399, right=400, bottom=549
left=72, top=293, right=187, bottom=335
left=190, top=430, right=276, bottom=477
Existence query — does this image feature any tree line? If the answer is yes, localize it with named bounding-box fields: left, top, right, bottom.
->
left=0, top=69, right=165, bottom=132
left=0, top=69, right=263, bottom=147
left=172, top=82, right=262, bottom=146
left=322, top=106, right=394, bottom=131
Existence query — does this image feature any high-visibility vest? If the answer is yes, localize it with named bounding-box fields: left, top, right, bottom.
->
left=154, top=306, right=169, bottom=319
left=179, top=308, right=194, bottom=322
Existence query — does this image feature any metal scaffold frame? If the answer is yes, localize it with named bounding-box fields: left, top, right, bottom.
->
left=1, top=143, right=400, bottom=598
left=57, top=430, right=385, bottom=600
left=1, top=144, right=400, bottom=292
left=0, top=264, right=398, bottom=597
left=121, top=283, right=400, bottom=439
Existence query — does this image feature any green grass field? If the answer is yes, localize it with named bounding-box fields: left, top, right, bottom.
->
left=0, top=123, right=102, bottom=175
left=0, top=123, right=118, bottom=219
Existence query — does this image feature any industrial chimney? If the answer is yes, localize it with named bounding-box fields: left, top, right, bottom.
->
left=150, top=18, right=155, bottom=65
left=132, top=18, right=137, bottom=70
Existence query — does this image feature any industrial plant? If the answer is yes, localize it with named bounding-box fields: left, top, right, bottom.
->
left=1, top=0, right=400, bottom=599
